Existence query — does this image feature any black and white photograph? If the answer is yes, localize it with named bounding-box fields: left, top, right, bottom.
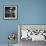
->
left=4, top=5, right=17, bottom=19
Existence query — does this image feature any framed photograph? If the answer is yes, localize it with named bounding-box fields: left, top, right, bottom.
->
left=3, top=5, right=17, bottom=19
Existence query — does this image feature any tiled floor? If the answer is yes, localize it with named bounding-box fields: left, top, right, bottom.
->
left=19, top=40, right=46, bottom=46
left=0, top=44, right=18, bottom=46
left=0, top=41, right=46, bottom=46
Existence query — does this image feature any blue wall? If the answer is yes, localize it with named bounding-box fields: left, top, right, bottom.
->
left=20, top=0, right=46, bottom=24
left=0, top=0, right=46, bottom=44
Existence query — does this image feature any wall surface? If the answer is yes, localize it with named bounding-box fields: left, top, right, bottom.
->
left=0, top=0, right=46, bottom=45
